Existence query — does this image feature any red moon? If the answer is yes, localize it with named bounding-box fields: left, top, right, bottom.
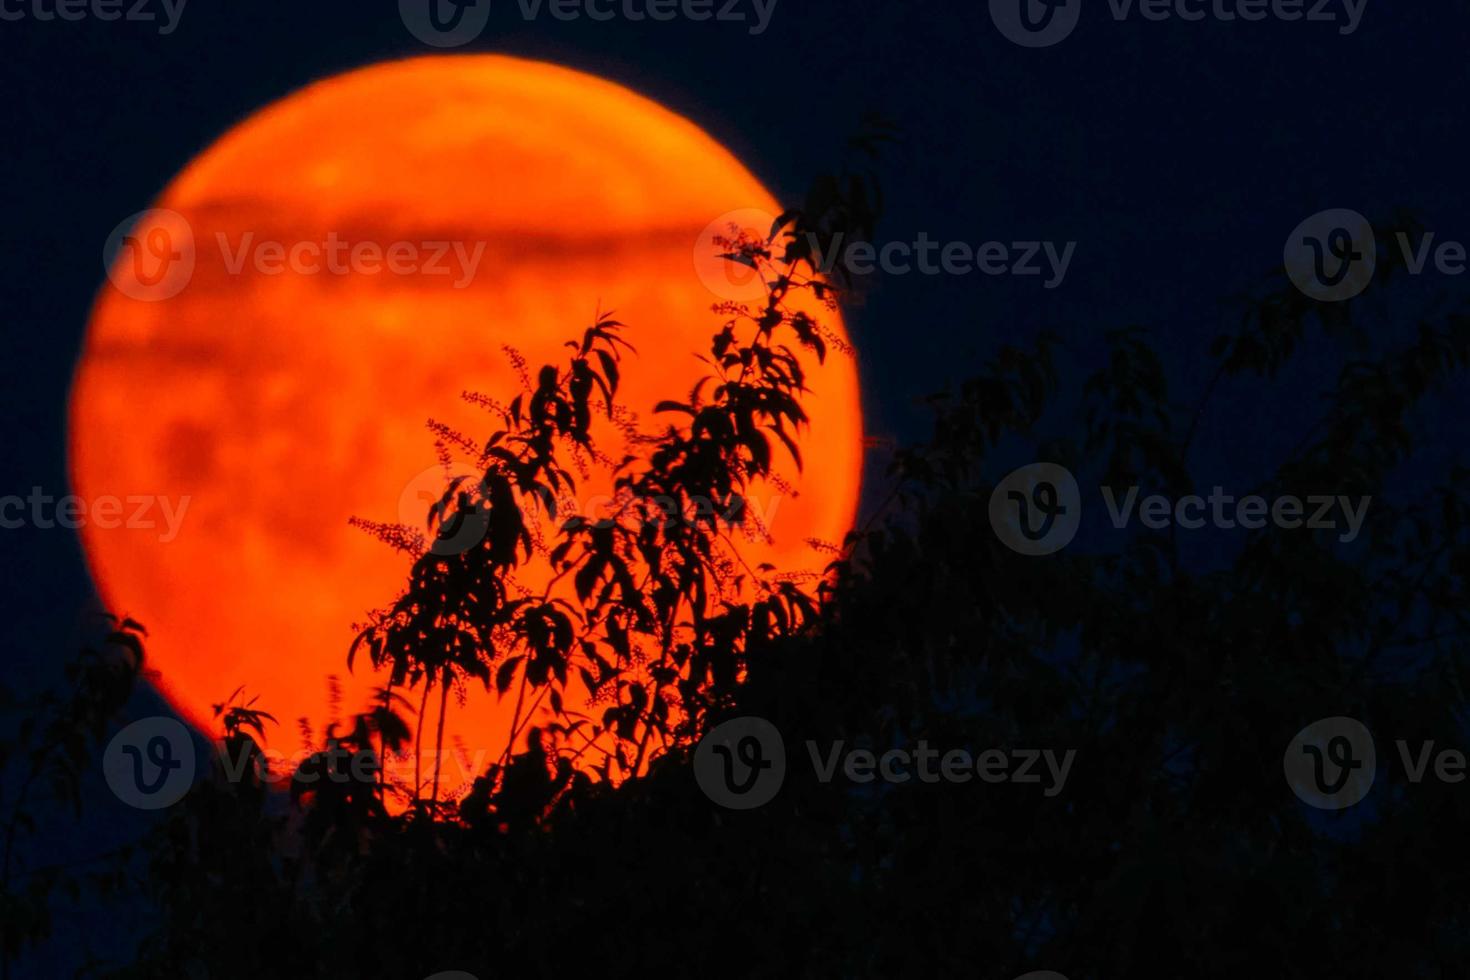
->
left=70, top=55, right=862, bottom=796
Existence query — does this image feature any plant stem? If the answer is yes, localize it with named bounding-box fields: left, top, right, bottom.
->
left=431, top=674, right=450, bottom=807
left=413, top=681, right=430, bottom=811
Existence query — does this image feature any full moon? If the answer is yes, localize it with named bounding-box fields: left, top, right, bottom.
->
left=70, top=55, right=862, bottom=797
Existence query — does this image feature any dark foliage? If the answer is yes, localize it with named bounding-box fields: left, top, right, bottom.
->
left=7, top=155, right=1470, bottom=978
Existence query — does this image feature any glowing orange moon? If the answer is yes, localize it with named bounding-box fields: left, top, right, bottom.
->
left=70, top=55, right=862, bottom=796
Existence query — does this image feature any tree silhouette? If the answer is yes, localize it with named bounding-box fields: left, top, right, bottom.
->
left=343, top=134, right=879, bottom=819
left=0, top=616, right=144, bottom=976
left=7, top=153, right=1470, bottom=977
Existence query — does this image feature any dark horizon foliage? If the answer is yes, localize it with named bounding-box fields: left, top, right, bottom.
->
left=4, top=141, right=1469, bottom=977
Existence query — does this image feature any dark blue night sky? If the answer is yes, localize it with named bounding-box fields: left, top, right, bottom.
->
left=2, top=1, right=1467, bottom=972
